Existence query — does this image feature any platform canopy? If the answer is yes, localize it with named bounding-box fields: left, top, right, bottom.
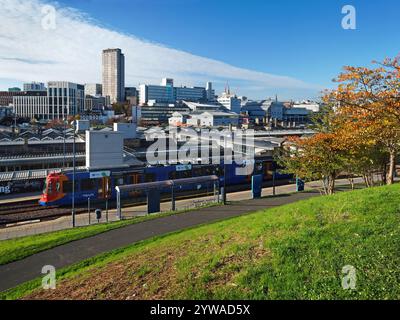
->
left=116, top=175, right=219, bottom=193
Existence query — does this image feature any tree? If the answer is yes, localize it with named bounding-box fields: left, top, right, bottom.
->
left=112, top=102, right=132, bottom=118
left=277, top=132, right=344, bottom=195
left=326, top=58, right=400, bottom=184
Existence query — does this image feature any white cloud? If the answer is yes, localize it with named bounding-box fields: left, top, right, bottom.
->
left=0, top=0, right=321, bottom=99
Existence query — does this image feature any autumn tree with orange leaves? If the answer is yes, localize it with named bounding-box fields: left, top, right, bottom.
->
left=326, top=57, right=400, bottom=185
left=276, top=105, right=345, bottom=195
left=277, top=57, right=400, bottom=193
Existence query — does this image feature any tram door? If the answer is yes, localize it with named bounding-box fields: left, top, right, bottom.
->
left=264, top=163, right=274, bottom=181
left=131, top=173, right=141, bottom=198
left=132, top=173, right=140, bottom=184
left=99, top=177, right=112, bottom=199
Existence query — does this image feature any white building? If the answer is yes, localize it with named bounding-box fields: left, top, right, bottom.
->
left=13, top=81, right=84, bottom=120
left=169, top=111, right=191, bottom=126
left=12, top=95, right=49, bottom=120
left=47, top=81, right=85, bottom=119
left=292, top=101, right=320, bottom=112
left=102, top=48, right=125, bottom=104
left=186, top=111, right=239, bottom=127
left=182, top=101, right=221, bottom=112
left=217, top=89, right=241, bottom=114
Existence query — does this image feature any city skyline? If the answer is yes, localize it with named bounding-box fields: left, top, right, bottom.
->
left=2, top=0, right=400, bottom=100
left=0, top=0, right=328, bottom=100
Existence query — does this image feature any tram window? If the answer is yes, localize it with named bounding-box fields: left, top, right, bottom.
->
left=169, top=171, right=177, bottom=180
left=181, top=171, right=192, bottom=179
left=114, top=177, right=124, bottom=186
left=81, top=179, right=97, bottom=191
left=145, top=173, right=155, bottom=183
left=124, top=175, right=132, bottom=185
left=63, top=181, right=73, bottom=193
left=193, top=168, right=202, bottom=177
left=47, top=182, right=53, bottom=195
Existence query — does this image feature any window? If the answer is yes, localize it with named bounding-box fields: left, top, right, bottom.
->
left=168, top=171, right=177, bottom=180
left=63, top=181, right=73, bottom=193
left=145, top=173, right=155, bottom=183
left=81, top=179, right=97, bottom=191
left=114, top=177, right=124, bottom=186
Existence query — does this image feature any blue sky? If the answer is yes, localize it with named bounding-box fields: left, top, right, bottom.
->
left=56, top=0, right=400, bottom=87
left=1, top=0, right=400, bottom=99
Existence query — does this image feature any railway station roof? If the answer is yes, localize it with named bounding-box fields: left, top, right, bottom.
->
left=0, top=168, right=61, bottom=182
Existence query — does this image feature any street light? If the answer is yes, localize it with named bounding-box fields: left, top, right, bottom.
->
left=72, top=113, right=76, bottom=228
left=63, top=118, right=66, bottom=169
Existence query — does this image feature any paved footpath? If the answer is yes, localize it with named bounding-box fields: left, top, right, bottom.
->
left=0, top=178, right=362, bottom=292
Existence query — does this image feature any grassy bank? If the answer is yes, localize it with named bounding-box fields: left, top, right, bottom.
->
left=3, top=183, right=400, bottom=300
left=0, top=203, right=220, bottom=266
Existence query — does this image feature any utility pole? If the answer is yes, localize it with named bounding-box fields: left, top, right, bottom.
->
left=72, top=113, right=76, bottom=227
left=223, top=134, right=227, bottom=205
left=63, top=118, right=66, bottom=169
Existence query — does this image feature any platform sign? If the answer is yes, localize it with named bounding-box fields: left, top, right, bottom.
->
left=252, top=174, right=263, bottom=199
left=148, top=190, right=161, bottom=214
left=90, top=171, right=111, bottom=179
left=176, top=164, right=192, bottom=172
left=296, top=178, right=305, bottom=192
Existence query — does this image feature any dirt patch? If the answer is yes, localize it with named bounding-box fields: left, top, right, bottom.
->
left=23, top=232, right=270, bottom=300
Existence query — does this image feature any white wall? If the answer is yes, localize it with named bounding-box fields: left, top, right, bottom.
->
left=86, top=131, right=124, bottom=168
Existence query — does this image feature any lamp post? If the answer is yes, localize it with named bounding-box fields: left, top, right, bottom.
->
left=223, top=135, right=227, bottom=205
left=72, top=114, right=76, bottom=228
left=63, top=118, right=66, bottom=169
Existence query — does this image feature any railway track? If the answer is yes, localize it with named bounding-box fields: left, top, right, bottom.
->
left=0, top=179, right=291, bottom=227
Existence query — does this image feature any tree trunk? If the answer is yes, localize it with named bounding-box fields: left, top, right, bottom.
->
left=327, top=175, right=336, bottom=195
left=387, top=150, right=396, bottom=185
left=348, top=177, right=355, bottom=190
left=363, top=174, right=370, bottom=188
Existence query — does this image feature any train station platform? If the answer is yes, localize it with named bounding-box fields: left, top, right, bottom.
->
left=0, top=192, right=41, bottom=205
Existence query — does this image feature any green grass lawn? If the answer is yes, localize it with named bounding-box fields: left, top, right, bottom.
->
left=3, top=183, right=399, bottom=300
left=0, top=203, right=220, bottom=266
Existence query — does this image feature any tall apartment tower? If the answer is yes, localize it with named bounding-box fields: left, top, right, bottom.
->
left=102, top=48, right=125, bottom=104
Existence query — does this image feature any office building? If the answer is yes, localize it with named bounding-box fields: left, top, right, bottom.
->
left=217, top=87, right=241, bottom=114
left=206, top=82, right=215, bottom=102
left=1, top=91, right=46, bottom=107
left=23, top=82, right=46, bottom=92
left=85, top=83, right=103, bottom=97
left=13, top=82, right=84, bottom=120
left=8, top=87, right=21, bottom=92
left=12, top=95, right=50, bottom=120
left=175, top=86, right=207, bottom=102
left=47, top=82, right=84, bottom=119
left=102, top=48, right=125, bottom=104
left=125, top=87, right=138, bottom=105
left=139, top=78, right=214, bottom=105
left=139, top=84, right=174, bottom=104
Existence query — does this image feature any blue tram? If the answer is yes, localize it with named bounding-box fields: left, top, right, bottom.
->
left=39, top=160, right=288, bottom=207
